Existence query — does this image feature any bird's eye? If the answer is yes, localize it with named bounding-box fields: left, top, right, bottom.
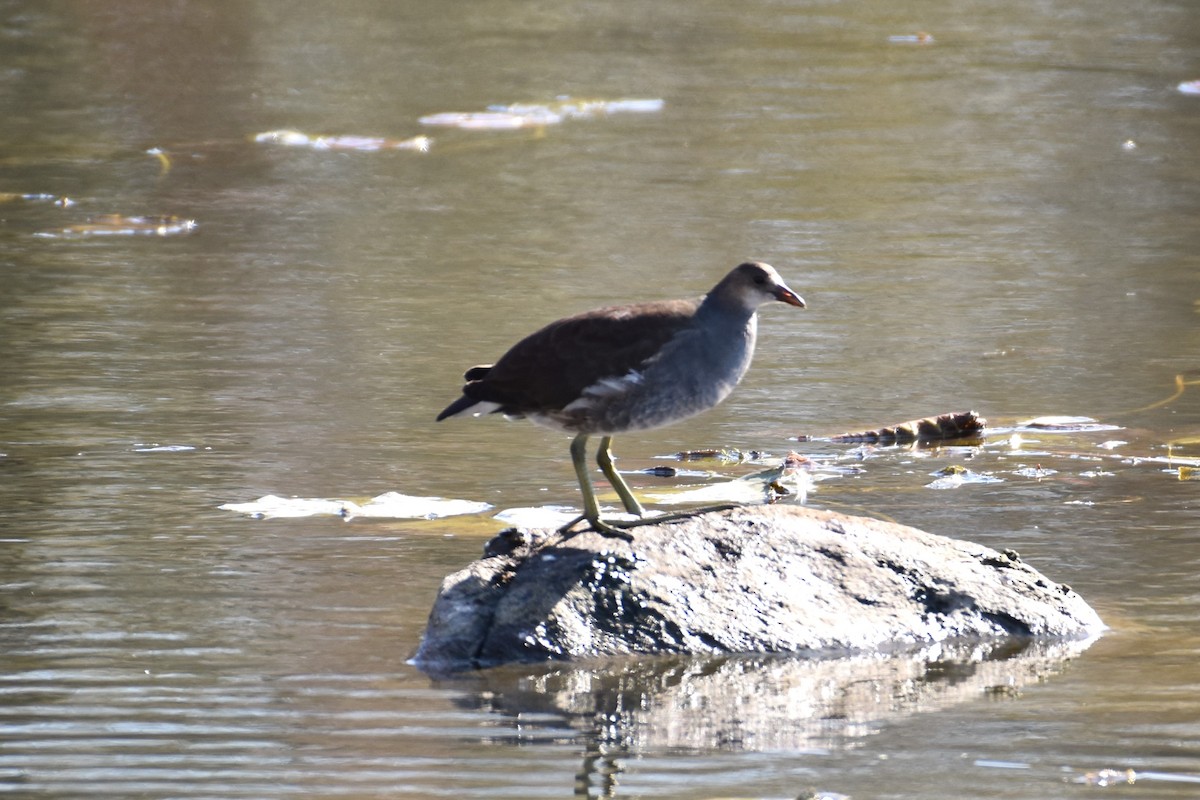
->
left=753, top=274, right=766, bottom=285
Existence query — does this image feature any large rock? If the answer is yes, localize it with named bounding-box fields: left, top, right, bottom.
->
left=413, top=505, right=1104, bottom=669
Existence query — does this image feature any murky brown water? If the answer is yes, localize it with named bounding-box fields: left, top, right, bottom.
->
left=3, top=1, right=1200, bottom=798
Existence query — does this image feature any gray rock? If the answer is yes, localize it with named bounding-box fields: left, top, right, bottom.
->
left=413, top=505, right=1104, bottom=669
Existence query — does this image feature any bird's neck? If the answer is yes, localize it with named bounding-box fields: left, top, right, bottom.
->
left=696, top=292, right=757, bottom=324
left=694, top=300, right=758, bottom=357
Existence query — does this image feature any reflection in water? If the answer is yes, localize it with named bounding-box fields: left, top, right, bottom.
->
left=439, top=637, right=1097, bottom=795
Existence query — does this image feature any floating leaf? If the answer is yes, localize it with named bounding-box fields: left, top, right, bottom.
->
left=925, top=467, right=1004, bottom=489
left=887, top=32, right=935, bottom=44
left=636, top=465, right=712, bottom=478
left=146, top=147, right=172, bottom=174
left=418, top=111, right=560, bottom=130
left=649, top=452, right=817, bottom=505
left=1074, top=767, right=1200, bottom=787
left=646, top=479, right=773, bottom=506
left=491, top=97, right=665, bottom=120
left=419, top=97, right=664, bottom=130
left=254, top=130, right=432, bottom=152
left=219, top=492, right=491, bottom=520
left=1015, top=416, right=1121, bottom=433
left=493, top=506, right=583, bottom=529
left=1075, top=768, right=1137, bottom=787
left=352, top=491, right=491, bottom=519
left=0, top=192, right=74, bottom=207
left=1013, top=465, right=1057, bottom=479
left=35, top=214, right=196, bottom=238
left=219, top=495, right=352, bottom=519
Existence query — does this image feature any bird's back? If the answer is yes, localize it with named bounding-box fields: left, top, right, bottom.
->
left=455, top=298, right=700, bottom=418
left=437, top=261, right=802, bottom=433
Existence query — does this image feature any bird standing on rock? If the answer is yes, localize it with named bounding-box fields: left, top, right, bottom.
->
left=436, top=261, right=806, bottom=536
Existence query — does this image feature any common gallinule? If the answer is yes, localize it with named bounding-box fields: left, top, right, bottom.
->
left=437, top=261, right=805, bottom=536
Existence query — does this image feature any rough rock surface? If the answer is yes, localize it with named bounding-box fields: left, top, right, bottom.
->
left=413, top=505, right=1104, bottom=669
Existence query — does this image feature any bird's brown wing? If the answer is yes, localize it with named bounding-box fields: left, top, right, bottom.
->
left=463, top=299, right=699, bottom=414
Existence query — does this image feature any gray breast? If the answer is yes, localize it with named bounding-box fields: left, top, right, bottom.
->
left=533, top=313, right=758, bottom=435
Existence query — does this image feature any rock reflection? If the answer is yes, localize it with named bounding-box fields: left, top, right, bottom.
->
left=437, top=636, right=1098, bottom=754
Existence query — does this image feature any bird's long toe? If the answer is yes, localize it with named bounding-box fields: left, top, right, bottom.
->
left=587, top=518, right=636, bottom=541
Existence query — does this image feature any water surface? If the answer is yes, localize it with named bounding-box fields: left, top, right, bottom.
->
left=2, top=1, right=1199, bottom=797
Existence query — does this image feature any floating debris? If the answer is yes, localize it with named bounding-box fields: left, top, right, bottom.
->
left=254, top=130, right=432, bottom=152
left=0, top=192, right=74, bottom=207
left=760, top=451, right=818, bottom=502
left=146, top=147, right=172, bottom=174
left=220, top=495, right=351, bottom=519
left=493, top=506, right=586, bottom=529
left=635, top=465, right=713, bottom=478
left=1075, top=767, right=1200, bottom=787
left=649, top=452, right=817, bottom=505
left=888, top=32, right=935, bottom=44
left=668, top=448, right=767, bottom=463
left=1178, top=80, right=1200, bottom=95
left=1015, top=415, right=1121, bottom=433
left=1075, top=768, right=1137, bottom=787
left=219, top=492, right=491, bottom=520
left=973, top=758, right=1030, bottom=770
left=925, top=465, right=1003, bottom=489
left=672, top=448, right=734, bottom=462
left=1013, top=464, right=1057, bottom=479
left=1079, top=470, right=1115, bottom=478
left=417, top=111, right=559, bottom=130
left=132, top=444, right=196, bottom=453
left=419, top=97, right=664, bottom=130
left=35, top=214, right=197, bottom=238
left=646, top=480, right=772, bottom=507
left=352, top=491, right=491, bottom=519
left=811, top=410, right=986, bottom=444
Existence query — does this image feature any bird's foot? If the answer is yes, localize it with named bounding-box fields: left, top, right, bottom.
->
left=556, top=502, right=746, bottom=543
left=556, top=514, right=635, bottom=541
left=588, top=519, right=636, bottom=541
left=558, top=504, right=743, bottom=541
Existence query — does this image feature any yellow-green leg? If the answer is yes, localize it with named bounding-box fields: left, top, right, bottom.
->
left=595, top=436, right=738, bottom=527
left=558, top=433, right=740, bottom=540
left=596, top=435, right=646, bottom=516
left=568, top=433, right=600, bottom=525
left=559, top=433, right=634, bottom=539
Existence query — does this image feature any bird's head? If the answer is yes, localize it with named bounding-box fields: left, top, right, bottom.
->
left=711, top=261, right=806, bottom=313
